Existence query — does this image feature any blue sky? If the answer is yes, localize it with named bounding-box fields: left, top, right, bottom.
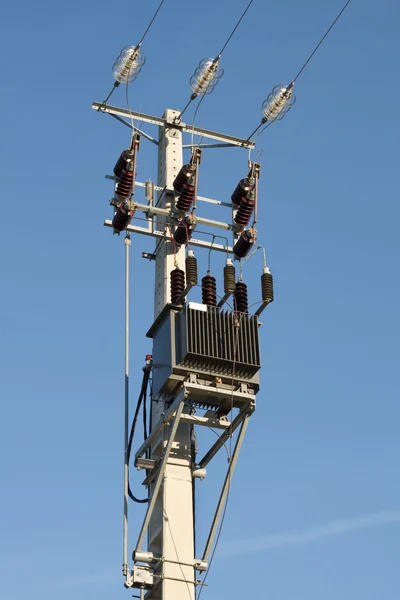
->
left=0, top=0, right=399, bottom=598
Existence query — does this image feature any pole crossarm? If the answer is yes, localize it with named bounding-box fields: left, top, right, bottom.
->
left=92, top=101, right=255, bottom=148
left=104, top=221, right=234, bottom=254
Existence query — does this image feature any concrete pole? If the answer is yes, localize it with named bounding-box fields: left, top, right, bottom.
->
left=148, top=110, right=195, bottom=600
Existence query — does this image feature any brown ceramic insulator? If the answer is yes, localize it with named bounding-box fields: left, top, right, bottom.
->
left=233, top=281, right=248, bottom=313
left=176, top=183, right=195, bottom=213
left=233, top=232, right=254, bottom=259
left=170, top=268, right=186, bottom=304
left=173, top=164, right=194, bottom=192
left=112, top=204, right=133, bottom=233
left=231, top=177, right=254, bottom=206
left=262, top=271, right=274, bottom=304
left=185, top=253, right=198, bottom=286
left=234, top=192, right=255, bottom=227
left=116, top=168, right=133, bottom=199
left=174, top=223, right=190, bottom=246
left=113, top=150, right=131, bottom=178
left=202, top=274, right=217, bottom=306
left=224, top=263, right=236, bottom=294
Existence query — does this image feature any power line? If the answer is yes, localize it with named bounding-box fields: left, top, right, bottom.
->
left=291, top=0, right=352, bottom=84
left=216, top=0, right=254, bottom=59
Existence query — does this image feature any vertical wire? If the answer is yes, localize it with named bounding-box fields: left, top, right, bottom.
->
left=123, top=234, right=132, bottom=580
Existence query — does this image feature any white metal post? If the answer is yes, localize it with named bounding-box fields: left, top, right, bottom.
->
left=147, top=110, right=195, bottom=600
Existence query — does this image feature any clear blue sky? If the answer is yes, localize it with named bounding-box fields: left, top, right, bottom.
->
left=1, top=0, right=399, bottom=598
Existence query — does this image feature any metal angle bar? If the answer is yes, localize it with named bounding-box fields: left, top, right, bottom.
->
left=92, top=102, right=255, bottom=148
left=180, top=414, right=231, bottom=430
left=173, top=282, right=195, bottom=306
left=134, top=392, right=184, bottom=461
left=104, top=221, right=234, bottom=254
left=198, top=406, right=251, bottom=469
left=108, top=113, right=159, bottom=145
left=106, top=177, right=230, bottom=208
left=254, top=301, right=269, bottom=316
left=135, top=397, right=185, bottom=552
left=182, top=143, right=238, bottom=149
left=201, top=414, right=250, bottom=562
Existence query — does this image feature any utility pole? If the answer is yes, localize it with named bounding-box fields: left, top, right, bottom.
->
left=146, top=109, right=195, bottom=600
left=93, top=100, right=271, bottom=600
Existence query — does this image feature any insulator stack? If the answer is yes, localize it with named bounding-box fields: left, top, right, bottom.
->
left=190, top=58, right=224, bottom=96
left=174, top=216, right=196, bottom=246
left=185, top=251, right=198, bottom=286
left=176, top=182, right=195, bottom=213
left=262, top=84, right=296, bottom=122
left=170, top=268, right=186, bottom=304
left=224, top=260, right=236, bottom=294
left=234, top=191, right=255, bottom=227
left=234, top=281, right=248, bottom=313
left=173, top=164, right=194, bottom=193
left=113, top=150, right=132, bottom=178
left=231, top=178, right=254, bottom=206
left=112, top=204, right=134, bottom=233
left=233, top=230, right=256, bottom=259
left=262, top=270, right=274, bottom=304
left=116, top=168, right=133, bottom=199
left=202, top=274, right=217, bottom=306
left=112, top=46, right=146, bottom=84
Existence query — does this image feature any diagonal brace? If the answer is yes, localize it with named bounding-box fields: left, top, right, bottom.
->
left=198, top=404, right=253, bottom=469
left=134, top=396, right=185, bottom=553
left=201, top=414, right=250, bottom=562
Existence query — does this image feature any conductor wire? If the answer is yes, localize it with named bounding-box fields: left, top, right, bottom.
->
left=180, top=0, right=254, bottom=123
left=216, top=0, right=254, bottom=59
left=291, top=0, right=352, bottom=84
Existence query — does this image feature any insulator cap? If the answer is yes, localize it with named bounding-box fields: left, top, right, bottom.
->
left=170, top=268, right=186, bottom=304
left=223, top=260, right=236, bottom=294
left=112, top=204, right=134, bottom=234
left=174, top=215, right=196, bottom=246
left=234, top=281, right=248, bottom=314
left=173, top=164, right=194, bottom=193
left=185, top=251, right=198, bottom=286
left=262, top=270, right=274, bottom=304
left=114, top=150, right=132, bottom=178
left=202, top=274, right=217, bottom=306
left=231, top=178, right=254, bottom=206
left=233, top=230, right=256, bottom=260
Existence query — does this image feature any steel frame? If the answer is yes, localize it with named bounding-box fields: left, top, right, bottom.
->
left=92, top=102, right=255, bottom=149
left=132, top=382, right=255, bottom=576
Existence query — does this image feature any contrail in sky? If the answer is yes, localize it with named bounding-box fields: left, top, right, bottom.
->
left=219, top=510, right=400, bottom=557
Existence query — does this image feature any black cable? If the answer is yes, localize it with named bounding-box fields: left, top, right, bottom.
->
left=138, top=0, right=167, bottom=46
left=291, top=0, right=352, bottom=84
left=127, top=368, right=150, bottom=503
left=216, top=0, right=254, bottom=59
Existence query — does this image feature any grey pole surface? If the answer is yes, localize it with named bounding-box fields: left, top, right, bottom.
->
left=123, top=234, right=132, bottom=580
